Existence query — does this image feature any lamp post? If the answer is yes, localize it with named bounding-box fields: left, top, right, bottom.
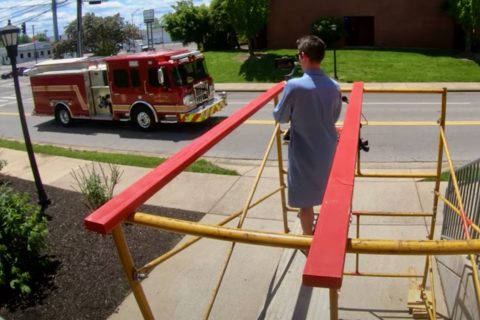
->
left=76, top=0, right=83, bottom=57
left=330, top=23, right=338, bottom=80
left=0, top=21, right=51, bottom=211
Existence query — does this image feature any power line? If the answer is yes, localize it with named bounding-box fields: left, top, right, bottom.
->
left=0, top=2, right=51, bottom=11
left=20, top=0, right=71, bottom=24
left=0, top=0, right=70, bottom=26
left=0, top=3, right=51, bottom=22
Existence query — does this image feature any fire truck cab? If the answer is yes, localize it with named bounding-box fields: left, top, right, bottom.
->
left=29, top=50, right=227, bottom=130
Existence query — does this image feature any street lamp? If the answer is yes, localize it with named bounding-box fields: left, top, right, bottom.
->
left=0, top=20, right=51, bottom=211
left=330, top=23, right=338, bottom=80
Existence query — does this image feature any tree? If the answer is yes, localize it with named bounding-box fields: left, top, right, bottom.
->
left=152, top=18, right=163, bottom=29
left=18, top=35, right=31, bottom=44
left=224, top=0, right=268, bottom=56
left=443, top=0, right=480, bottom=53
left=311, top=17, right=345, bottom=47
left=208, top=0, right=239, bottom=49
left=34, top=33, right=48, bottom=42
left=62, top=13, right=139, bottom=56
left=53, top=39, right=76, bottom=59
left=163, top=0, right=211, bottom=50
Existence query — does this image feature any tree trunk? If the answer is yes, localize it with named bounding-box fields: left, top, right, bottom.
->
left=248, top=37, right=255, bottom=56
left=465, top=28, right=472, bottom=55
left=234, top=32, right=241, bottom=51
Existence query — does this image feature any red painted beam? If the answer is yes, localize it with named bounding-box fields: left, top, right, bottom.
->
left=303, top=82, right=364, bottom=288
left=84, top=82, right=285, bottom=234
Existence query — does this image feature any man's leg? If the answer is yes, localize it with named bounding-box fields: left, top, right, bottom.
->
left=299, top=207, right=314, bottom=235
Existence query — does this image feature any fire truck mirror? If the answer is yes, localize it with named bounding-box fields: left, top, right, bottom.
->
left=158, top=68, right=165, bottom=86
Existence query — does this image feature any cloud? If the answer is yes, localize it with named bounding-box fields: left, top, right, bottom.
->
left=0, top=0, right=212, bottom=37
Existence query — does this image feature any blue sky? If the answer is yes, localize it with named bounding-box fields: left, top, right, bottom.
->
left=0, top=0, right=211, bottom=38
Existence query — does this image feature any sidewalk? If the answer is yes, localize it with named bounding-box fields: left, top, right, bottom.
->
left=216, top=82, right=480, bottom=92
left=0, top=147, right=450, bottom=319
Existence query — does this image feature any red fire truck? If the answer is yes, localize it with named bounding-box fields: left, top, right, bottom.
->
left=29, top=50, right=227, bottom=130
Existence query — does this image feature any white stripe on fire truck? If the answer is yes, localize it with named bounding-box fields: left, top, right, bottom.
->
left=112, top=105, right=193, bottom=113
left=32, top=85, right=88, bottom=111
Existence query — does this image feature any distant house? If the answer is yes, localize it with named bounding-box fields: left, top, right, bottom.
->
left=0, top=42, right=53, bottom=65
left=267, top=0, right=459, bottom=49
left=142, top=27, right=172, bottom=45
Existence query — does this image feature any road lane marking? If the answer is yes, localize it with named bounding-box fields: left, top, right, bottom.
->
left=364, top=102, right=471, bottom=105
left=227, top=101, right=472, bottom=106
left=0, top=112, right=27, bottom=116
left=243, top=119, right=480, bottom=126
left=0, top=112, right=479, bottom=126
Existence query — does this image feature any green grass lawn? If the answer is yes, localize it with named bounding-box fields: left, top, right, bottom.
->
left=204, top=49, right=480, bottom=83
left=0, top=139, right=238, bottom=176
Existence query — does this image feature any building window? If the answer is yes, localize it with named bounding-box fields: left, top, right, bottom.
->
left=28, top=52, right=31, bottom=58
left=41, top=51, right=44, bottom=56
left=113, top=69, right=129, bottom=88
left=47, top=50, right=51, bottom=55
left=20, top=53, right=24, bottom=59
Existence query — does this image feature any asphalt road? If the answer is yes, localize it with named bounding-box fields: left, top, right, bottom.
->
left=0, top=75, right=479, bottom=163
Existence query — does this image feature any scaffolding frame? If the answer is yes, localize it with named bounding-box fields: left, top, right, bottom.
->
left=84, top=82, right=480, bottom=320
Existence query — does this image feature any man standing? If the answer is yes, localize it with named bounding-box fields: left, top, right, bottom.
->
left=273, top=35, right=342, bottom=235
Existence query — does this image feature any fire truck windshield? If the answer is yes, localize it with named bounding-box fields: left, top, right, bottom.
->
left=173, top=59, right=209, bottom=86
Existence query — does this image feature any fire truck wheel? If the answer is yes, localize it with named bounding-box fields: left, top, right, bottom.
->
left=132, top=106, right=155, bottom=131
left=55, top=105, right=72, bottom=127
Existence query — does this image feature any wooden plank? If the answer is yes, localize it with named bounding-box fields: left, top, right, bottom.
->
left=303, top=82, right=364, bottom=288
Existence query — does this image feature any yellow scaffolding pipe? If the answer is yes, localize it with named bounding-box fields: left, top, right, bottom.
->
left=112, top=226, right=154, bottom=320
left=128, top=212, right=480, bottom=255
left=356, top=172, right=438, bottom=179
left=417, top=88, right=446, bottom=313
left=435, top=192, right=480, bottom=236
left=352, top=211, right=433, bottom=217
left=341, top=88, right=445, bottom=94
left=273, top=96, right=290, bottom=234
left=343, top=272, right=423, bottom=278
left=203, top=122, right=283, bottom=319
left=329, top=289, right=338, bottom=320
left=136, top=186, right=286, bottom=275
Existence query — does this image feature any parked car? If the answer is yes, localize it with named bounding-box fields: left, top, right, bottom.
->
left=0, top=71, right=12, bottom=79
left=17, top=67, right=30, bottom=76
left=1, top=67, right=30, bottom=79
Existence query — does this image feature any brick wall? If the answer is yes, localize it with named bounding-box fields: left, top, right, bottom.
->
left=267, top=0, right=455, bottom=49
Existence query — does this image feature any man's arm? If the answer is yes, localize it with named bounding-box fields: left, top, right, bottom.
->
left=273, top=82, right=294, bottom=123
left=333, top=87, right=342, bottom=122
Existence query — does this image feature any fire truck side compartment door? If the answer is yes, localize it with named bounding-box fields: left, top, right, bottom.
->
left=146, top=66, right=177, bottom=105
left=89, top=70, right=111, bottom=116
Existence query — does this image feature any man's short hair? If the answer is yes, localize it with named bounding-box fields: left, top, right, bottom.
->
left=296, top=35, right=326, bottom=63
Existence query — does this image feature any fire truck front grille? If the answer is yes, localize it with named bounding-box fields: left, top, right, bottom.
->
left=194, top=82, right=210, bottom=105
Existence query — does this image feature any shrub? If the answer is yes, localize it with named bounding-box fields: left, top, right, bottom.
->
left=311, top=16, right=345, bottom=47
left=0, top=185, right=49, bottom=298
left=0, top=159, right=6, bottom=172
left=71, top=163, right=123, bottom=210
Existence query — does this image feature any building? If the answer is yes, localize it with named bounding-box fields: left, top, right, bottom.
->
left=267, top=0, right=457, bottom=49
left=1, top=42, right=53, bottom=65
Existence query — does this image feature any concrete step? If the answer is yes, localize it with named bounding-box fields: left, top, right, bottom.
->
left=256, top=249, right=330, bottom=319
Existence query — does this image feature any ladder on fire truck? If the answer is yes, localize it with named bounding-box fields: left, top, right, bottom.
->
left=85, top=82, right=480, bottom=319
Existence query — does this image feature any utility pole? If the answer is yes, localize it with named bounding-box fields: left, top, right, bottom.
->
left=32, top=25, right=38, bottom=64
left=52, top=0, right=59, bottom=41
left=76, top=0, right=82, bottom=57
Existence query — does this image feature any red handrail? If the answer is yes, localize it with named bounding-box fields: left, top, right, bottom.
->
left=84, top=82, right=285, bottom=234
left=303, top=82, right=364, bottom=288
